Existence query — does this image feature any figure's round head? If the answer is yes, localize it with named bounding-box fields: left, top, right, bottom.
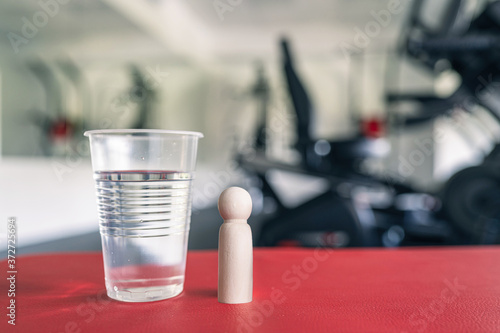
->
left=218, top=187, right=252, bottom=221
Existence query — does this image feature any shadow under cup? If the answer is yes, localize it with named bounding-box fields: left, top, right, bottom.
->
left=84, top=129, right=203, bottom=302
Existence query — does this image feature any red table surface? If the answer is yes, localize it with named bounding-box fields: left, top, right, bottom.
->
left=1, top=247, right=499, bottom=333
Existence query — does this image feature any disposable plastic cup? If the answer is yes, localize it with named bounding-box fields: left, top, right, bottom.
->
left=84, top=129, right=203, bottom=302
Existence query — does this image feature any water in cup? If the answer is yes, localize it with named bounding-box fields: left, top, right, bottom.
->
left=95, top=170, right=193, bottom=302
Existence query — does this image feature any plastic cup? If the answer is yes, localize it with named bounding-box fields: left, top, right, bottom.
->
left=84, top=129, right=203, bottom=302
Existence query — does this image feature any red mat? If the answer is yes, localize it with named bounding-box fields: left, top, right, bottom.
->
left=1, top=247, right=499, bottom=332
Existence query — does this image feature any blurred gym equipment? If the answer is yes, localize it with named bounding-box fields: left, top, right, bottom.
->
left=239, top=0, right=500, bottom=247
left=241, top=37, right=450, bottom=248
left=27, top=59, right=76, bottom=156
left=390, top=0, right=500, bottom=243
left=26, top=61, right=157, bottom=156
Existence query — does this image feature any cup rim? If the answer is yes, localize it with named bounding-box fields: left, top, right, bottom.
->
left=84, top=129, right=204, bottom=138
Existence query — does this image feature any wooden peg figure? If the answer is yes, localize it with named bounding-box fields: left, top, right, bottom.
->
left=218, top=187, right=253, bottom=304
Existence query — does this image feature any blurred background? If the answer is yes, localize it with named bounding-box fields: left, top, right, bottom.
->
left=2, top=0, right=500, bottom=255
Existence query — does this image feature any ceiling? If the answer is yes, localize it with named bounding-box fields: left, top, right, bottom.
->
left=0, top=0, right=410, bottom=63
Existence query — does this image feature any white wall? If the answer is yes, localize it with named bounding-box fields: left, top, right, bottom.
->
left=0, top=157, right=97, bottom=247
